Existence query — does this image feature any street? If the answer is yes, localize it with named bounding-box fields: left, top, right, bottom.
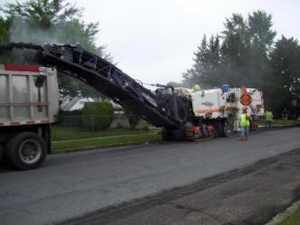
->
left=1, top=127, right=300, bottom=225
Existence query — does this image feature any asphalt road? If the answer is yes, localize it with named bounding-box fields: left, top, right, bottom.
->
left=0, top=127, right=299, bottom=225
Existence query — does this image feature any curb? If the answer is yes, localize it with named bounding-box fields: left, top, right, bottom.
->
left=265, top=199, right=300, bottom=225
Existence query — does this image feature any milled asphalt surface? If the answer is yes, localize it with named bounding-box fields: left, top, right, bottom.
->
left=61, top=148, right=300, bottom=225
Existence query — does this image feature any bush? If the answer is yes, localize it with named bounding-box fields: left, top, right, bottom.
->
left=124, top=108, right=141, bottom=129
left=82, top=102, right=113, bottom=131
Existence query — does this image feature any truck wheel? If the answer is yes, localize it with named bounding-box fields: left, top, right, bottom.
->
left=6, top=132, right=47, bottom=170
left=0, top=144, right=4, bottom=163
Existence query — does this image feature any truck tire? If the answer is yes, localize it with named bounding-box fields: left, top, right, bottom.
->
left=6, top=132, right=47, bottom=170
left=0, top=144, right=4, bottom=163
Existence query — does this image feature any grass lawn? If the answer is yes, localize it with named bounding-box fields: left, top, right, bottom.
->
left=279, top=207, right=300, bottom=225
left=51, top=126, right=162, bottom=152
left=52, top=126, right=155, bottom=141
left=259, top=119, right=300, bottom=127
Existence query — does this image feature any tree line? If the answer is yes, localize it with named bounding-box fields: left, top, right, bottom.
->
left=181, top=11, right=300, bottom=118
left=1, top=1, right=299, bottom=118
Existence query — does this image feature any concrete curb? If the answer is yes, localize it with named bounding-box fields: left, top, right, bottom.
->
left=265, top=199, right=300, bottom=225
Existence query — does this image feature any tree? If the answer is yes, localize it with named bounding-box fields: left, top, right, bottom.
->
left=220, top=11, right=276, bottom=88
left=183, top=34, right=222, bottom=89
left=269, top=36, right=300, bottom=117
left=0, top=0, right=108, bottom=99
left=248, top=10, right=276, bottom=53
left=1, top=0, right=81, bottom=29
left=183, top=10, right=276, bottom=91
left=0, top=17, right=9, bottom=44
left=245, top=10, right=276, bottom=89
left=0, top=16, right=11, bottom=62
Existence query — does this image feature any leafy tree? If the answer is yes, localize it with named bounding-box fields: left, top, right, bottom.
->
left=0, top=0, right=108, bottom=99
left=220, top=13, right=249, bottom=86
left=269, top=36, right=300, bottom=117
left=0, top=16, right=10, bottom=62
left=183, top=10, right=276, bottom=91
left=220, top=11, right=276, bottom=88
left=0, top=17, right=9, bottom=44
left=1, top=0, right=81, bottom=29
left=248, top=10, right=276, bottom=53
left=245, top=10, right=276, bottom=89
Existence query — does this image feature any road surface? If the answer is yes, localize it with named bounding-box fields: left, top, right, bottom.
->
left=0, top=127, right=299, bottom=225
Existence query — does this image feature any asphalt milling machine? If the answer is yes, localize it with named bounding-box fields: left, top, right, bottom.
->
left=0, top=43, right=264, bottom=143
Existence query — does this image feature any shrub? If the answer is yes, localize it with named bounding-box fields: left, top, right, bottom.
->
left=82, top=102, right=113, bottom=131
left=123, top=108, right=141, bottom=129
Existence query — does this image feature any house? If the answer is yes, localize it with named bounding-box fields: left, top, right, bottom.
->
left=60, top=96, right=95, bottom=111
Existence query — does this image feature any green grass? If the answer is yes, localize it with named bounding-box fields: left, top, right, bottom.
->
left=51, top=126, right=162, bottom=153
left=279, top=207, right=300, bottom=225
left=260, top=119, right=300, bottom=127
left=273, top=119, right=300, bottom=126
left=52, top=126, right=154, bottom=141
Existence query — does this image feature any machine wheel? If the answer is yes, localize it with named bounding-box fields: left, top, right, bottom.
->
left=215, top=120, right=226, bottom=137
left=6, top=132, right=47, bottom=170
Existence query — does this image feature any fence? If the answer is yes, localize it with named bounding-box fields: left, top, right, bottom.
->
left=57, top=112, right=149, bottom=130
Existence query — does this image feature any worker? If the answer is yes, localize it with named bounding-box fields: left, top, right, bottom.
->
left=193, top=84, right=201, bottom=92
left=239, top=107, right=250, bottom=141
left=281, top=108, right=289, bottom=123
left=265, top=109, right=273, bottom=128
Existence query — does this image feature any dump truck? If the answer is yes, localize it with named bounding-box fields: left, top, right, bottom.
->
left=0, top=63, right=59, bottom=169
left=0, top=43, right=264, bottom=169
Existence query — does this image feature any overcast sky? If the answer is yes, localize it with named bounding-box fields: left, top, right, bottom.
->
left=2, top=0, right=300, bottom=86
left=72, top=0, right=300, bottom=86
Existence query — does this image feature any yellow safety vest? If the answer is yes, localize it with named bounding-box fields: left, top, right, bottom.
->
left=266, top=111, right=273, bottom=120
left=240, top=113, right=250, bottom=127
left=193, top=84, right=201, bottom=91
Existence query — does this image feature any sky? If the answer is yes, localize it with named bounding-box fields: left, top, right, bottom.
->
left=2, top=0, right=300, bottom=85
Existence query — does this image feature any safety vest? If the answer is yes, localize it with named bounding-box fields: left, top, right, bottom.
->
left=193, top=84, right=201, bottom=91
left=266, top=111, right=273, bottom=120
left=240, top=113, right=250, bottom=127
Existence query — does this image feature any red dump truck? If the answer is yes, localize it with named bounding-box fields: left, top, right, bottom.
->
left=0, top=64, right=59, bottom=169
